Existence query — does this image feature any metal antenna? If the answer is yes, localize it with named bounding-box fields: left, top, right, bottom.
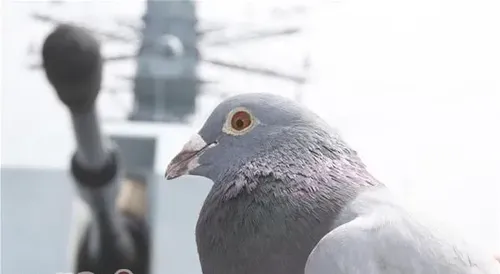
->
left=31, top=2, right=311, bottom=124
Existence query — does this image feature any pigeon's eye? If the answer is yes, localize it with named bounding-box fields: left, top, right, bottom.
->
left=230, top=111, right=252, bottom=131
left=223, top=108, right=256, bottom=136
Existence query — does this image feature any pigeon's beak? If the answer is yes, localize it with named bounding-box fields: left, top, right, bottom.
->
left=165, top=134, right=215, bottom=180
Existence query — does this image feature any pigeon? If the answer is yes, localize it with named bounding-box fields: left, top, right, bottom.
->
left=165, top=93, right=500, bottom=274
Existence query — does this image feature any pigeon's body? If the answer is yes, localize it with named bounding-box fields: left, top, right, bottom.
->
left=197, top=176, right=341, bottom=274
left=307, top=187, right=500, bottom=274
left=165, top=93, right=500, bottom=274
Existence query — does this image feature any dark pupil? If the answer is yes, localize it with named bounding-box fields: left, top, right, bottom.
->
left=235, top=119, right=244, bottom=129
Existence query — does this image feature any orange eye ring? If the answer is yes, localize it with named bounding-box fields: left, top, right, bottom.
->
left=230, top=110, right=252, bottom=131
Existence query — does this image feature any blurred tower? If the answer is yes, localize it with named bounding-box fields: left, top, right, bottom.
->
left=130, top=0, right=199, bottom=123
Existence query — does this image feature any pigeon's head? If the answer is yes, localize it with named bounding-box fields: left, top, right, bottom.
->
left=165, top=93, right=356, bottom=186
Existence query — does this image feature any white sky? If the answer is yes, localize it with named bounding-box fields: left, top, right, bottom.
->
left=1, top=0, right=499, bottom=255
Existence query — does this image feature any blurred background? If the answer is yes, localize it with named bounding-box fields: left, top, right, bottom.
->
left=0, top=0, right=499, bottom=273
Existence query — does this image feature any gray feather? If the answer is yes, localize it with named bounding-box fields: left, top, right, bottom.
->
left=305, top=187, right=500, bottom=274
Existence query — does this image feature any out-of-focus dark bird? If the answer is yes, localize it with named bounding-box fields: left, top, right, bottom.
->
left=165, top=93, right=500, bottom=274
left=42, top=23, right=149, bottom=274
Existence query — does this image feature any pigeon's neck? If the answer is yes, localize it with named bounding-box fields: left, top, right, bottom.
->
left=196, top=143, right=381, bottom=273
left=196, top=171, right=378, bottom=274
left=214, top=129, right=382, bottom=201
